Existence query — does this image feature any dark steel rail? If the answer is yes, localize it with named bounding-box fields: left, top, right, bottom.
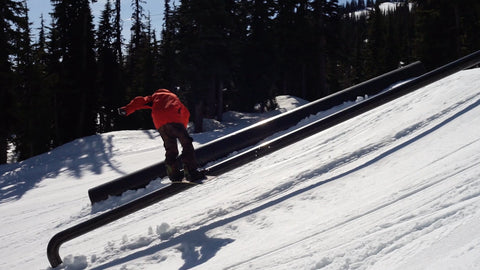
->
left=88, top=61, right=425, bottom=204
left=207, top=50, right=480, bottom=174
left=47, top=50, right=480, bottom=268
left=47, top=183, right=192, bottom=268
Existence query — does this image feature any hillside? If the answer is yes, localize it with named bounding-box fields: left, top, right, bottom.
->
left=1, top=69, right=480, bottom=269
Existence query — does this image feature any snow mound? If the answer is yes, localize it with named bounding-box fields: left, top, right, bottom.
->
left=190, top=95, right=308, bottom=133
left=274, top=95, right=309, bottom=113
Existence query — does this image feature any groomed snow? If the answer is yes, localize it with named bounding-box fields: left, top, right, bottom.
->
left=1, top=69, right=480, bottom=270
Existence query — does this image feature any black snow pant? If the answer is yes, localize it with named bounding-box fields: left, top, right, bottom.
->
left=158, top=123, right=198, bottom=172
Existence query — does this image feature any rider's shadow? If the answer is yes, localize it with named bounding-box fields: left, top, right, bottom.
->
left=176, top=231, right=234, bottom=270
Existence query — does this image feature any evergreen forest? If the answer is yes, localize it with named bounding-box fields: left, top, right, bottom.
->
left=1, top=0, right=480, bottom=164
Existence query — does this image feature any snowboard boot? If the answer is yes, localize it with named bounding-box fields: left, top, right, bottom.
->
left=184, top=168, right=206, bottom=182
left=166, top=164, right=183, bottom=182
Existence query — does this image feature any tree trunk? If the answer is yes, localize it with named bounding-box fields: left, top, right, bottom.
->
left=216, top=78, right=223, bottom=121
left=0, top=136, right=7, bottom=164
left=194, top=101, right=204, bottom=133
left=301, top=63, right=307, bottom=99
left=318, top=32, right=328, bottom=97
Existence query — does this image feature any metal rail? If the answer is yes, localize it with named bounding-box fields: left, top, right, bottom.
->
left=48, top=61, right=423, bottom=267
left=88, top=61, right=425, bottom=204
left=207, top=50, right=480, bottom=174
left=47, top=183, right=192, bottom=268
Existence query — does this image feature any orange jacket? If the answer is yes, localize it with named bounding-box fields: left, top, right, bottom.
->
left=121, top=89, right=190, bottom=129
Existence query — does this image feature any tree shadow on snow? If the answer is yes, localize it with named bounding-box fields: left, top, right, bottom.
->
left=0, top=134, right=126, bottom=203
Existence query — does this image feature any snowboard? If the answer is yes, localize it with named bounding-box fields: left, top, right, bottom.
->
left=171, top=179, right=202, bottom=185
left=170, top=175, right=213, bottom=185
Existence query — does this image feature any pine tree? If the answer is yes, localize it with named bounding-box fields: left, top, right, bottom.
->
left=35, top=15, right=48, bottom=68
left=458, top=0, right=480, bottom=55
left=126, top=0, right=147, bottom=97
left=50, top=0, right=97, bottom=145
left=113, top=0, right=123, bottom=65
left=337, top=4, right=369, bottom=88
left=30, top=14, right=55, bottom=157
left=159, top=0, right=176, bottom=89
left=13, top=0, right=38, bottom=160
left=0, top=0, right=23, bottom=163
left=124, top=0, right=168, bottom=130
left=97, top=0, right=124, bottom=132
left=309, top=0, right=340, bottom=98
left=414, top=0, right=480, bottom=69
left=275, top=0, right=303, bottom=97
left=358, top=0, right=365, bottom=10
left=366, top=0, right=374, bottom=8
left=171, top=0, right=234, bottom=131
left=12, top=1, right=57, bottom=161
left=235, top=0, right=277, bottom=111
left=364, top=3, right=387, bottom=76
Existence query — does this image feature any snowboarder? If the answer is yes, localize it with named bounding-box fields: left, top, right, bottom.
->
left=118, top=89, right=205, bottom=182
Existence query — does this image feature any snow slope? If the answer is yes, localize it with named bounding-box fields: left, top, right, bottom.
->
left=1, top=69, right=480, bottom=270
left=350, top=2, right=415, bottom=19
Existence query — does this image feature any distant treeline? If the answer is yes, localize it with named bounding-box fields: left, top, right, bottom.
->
left=1, top=0, right=479, bottom=163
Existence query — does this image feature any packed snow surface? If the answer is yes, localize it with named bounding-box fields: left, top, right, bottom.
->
left=1, top=69, right=480, bottom=270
